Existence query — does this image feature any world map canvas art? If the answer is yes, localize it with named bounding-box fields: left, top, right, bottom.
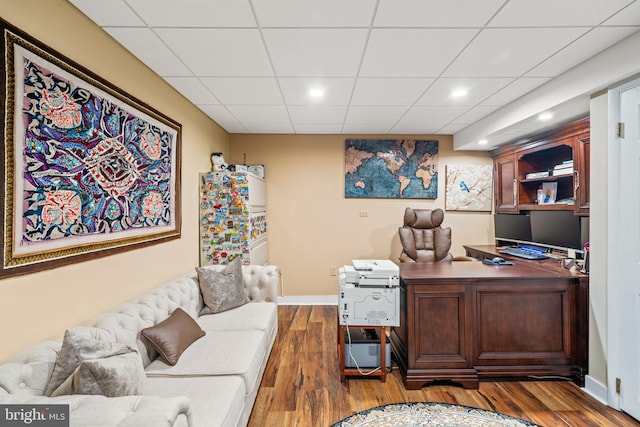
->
left=1, top=20, right=181, bottom=278
left=345, top=139, right=439, bottom=199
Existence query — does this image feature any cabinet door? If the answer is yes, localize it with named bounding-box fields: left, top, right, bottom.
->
left=574, top=136, right=590, bottom=215
left=494, top=155, right=518, bottom=213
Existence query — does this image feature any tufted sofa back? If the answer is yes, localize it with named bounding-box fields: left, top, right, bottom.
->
left=0, top=265, right=280, bottom=395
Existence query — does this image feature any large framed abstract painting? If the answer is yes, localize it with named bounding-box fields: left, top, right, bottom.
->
left=1, top=20, right=181, bottom=278
left=345, top=139, right=438, bottom=199
left=445, top=165, right=493, bottom=211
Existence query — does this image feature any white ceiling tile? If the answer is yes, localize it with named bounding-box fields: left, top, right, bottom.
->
left=345, top=106, right=409, bottom=125
left=454, top=105, right=502, bottom=123
left=481, top=78, right=552, bottom=106
left=360, top=29, right=478, bottom=77
left=69, top=0, right=145, bottom=26
left=288, top=106, right=347, bottom=124
left=416, top=78, right=514, bottom=106
left=443, top=28, right=589, bottom=78
left=198, top=105, right=245, bottom=132
left=526, top=27, right=640, bottom=77
left=437, top=123, right=470, bottom=134
left=252, top=0, right=377, bottom=27
left=200, top=78, right=282, bottom=105
left=278, top=78, right=354, bottom=105
left=263, top=29, right=368, bottom=77
left=374, top=0, right=506, bottom=27
left=391, top=106, right=470, bottom=133
left=125, top=0, right=256, bottom=27
left=226, top=105, right=290, bottom=123
left=604, top=1, right=640, bottom=24
left=351, top=78, right=434, bottom=106
left=164, top=77, right=220, bottom=104
left=489, top=0, right=635, bottom=27
left=342, top=123, right=394, bottom=134
left=293, top=124, right=345, bottom=134
left=105, top=28, right=193, bottom=76
left=243, top=122, right=295, bottom=133
left=155, top=28, right=273, bottom=76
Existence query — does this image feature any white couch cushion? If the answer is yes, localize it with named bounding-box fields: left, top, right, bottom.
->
left=197, top=302, right=276, bottom=332
left=144, top=376, right=245, bottom=427
left=144, top=330, right=266, bottom=393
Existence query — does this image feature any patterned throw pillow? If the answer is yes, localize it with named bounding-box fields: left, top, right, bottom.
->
left=197, top=258, right=249, bottom=315
left=45, top=328, right=144, bottom=397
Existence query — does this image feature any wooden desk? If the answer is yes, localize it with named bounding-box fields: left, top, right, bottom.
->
left=390, top=249, right=588, bottom=390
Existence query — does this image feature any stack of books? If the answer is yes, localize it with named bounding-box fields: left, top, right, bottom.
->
left=552, top=160, right=574, bottom=176
left=526, top=170, right=550, bottom=179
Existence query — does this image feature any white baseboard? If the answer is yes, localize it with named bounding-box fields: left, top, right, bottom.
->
left=278, top=295, right=337, bottom=305
left=583, top=375, right=608, bottom=405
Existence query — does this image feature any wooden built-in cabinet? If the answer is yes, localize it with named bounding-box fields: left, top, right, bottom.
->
left=491, top=117, right=590, bottom=216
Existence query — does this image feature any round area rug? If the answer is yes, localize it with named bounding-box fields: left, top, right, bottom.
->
left=331, top=402, right=541, bottom=427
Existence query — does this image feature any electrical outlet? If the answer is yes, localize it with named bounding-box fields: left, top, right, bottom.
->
left=359, top=211, right=368, bottom=217
left=329, top=266, right=337, bottom=276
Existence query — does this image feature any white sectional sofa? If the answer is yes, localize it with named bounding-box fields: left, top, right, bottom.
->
left=0, top=263, right=279, bottom=427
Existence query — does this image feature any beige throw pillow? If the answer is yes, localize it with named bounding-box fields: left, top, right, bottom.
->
left=140, top=307, right=205, bottom=366
left=197, top=258, right=249, bottom=315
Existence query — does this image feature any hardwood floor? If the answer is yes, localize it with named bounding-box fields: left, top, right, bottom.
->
left=248, top=305, right=639, bottom=427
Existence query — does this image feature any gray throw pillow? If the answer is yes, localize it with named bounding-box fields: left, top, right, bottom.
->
left=50, top=351, right=145, bottom=397
left=44, top=328, right=143, bottom=397
left=197, top=258, right=249, bottom=315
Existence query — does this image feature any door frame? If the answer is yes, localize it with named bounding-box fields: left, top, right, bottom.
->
left=607, top=77, right=640, bottom=410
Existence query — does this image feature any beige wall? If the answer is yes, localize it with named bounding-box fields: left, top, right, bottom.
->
left=0, top=0, right=229, bottom=362
left=229, top=134, right=494, bottom=297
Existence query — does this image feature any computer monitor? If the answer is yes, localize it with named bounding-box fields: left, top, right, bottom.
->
left=494, top=213, right=532, bottom=244
left=529, top=210, right=582, bottom=251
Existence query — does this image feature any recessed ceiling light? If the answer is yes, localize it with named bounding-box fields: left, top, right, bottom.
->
left=451, top=89, right=468, bottom=98
left=538, top=112, right=553, bottom=121
left=309, top=88, right=324, bottom=97
left=478, top=139, right=488, bottom=146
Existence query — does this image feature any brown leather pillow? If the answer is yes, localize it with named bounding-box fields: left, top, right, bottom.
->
left=140, top=308, right=205, bottom=366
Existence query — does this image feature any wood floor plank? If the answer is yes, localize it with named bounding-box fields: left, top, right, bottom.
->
left=248, top=305, right=640, bottom=427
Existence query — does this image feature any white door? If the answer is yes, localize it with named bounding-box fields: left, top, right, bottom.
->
left=618, top=81, right=640, bottom=421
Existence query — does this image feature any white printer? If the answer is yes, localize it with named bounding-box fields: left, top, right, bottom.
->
left=338, top=260, right=400, bottom=327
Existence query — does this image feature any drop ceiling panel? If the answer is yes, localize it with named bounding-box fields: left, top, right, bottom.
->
left=226, top=105, right=290, bottom=124
left=344, top=106, right=409, bottom=127
left=164, top=77, right=220, bottom=104
left=374, top=0, right=506, bottom=27
left=288, top=106, right=347, bottom=124
left=200, top=77, right=282, bottom=105
left=443, top=27, right=590, bottom=78
left=155, top=28, right=273, bottom=76
left=278, top=78, right=355, bottom=105
left=391, top=106, right=470, bottom=133
left=126, top=0, right=256, bottom=27
left=416, top=78, right=514, bottom=106
left=488, top=0, right=635, bottom=27
left=351, top=78, right=434, bottom=106
left=262, top=29, right=368, bottom=77
left=605, top=0, right=640, bottom=24
left=105, top=28, right=193, bottom=76
left=198, top=105, right=246, bottom=132
left=525, top=27, right=640, bottom=77
left=480, top=77, right=552, bottom=106
left=69, top=0, right=145, bottom=26
left=251, top=0, right=377, bottom=27
left=360, top=29, right=479, bottom=77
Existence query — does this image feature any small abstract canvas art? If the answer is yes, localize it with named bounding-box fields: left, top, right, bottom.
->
left=445, top=165, right=493, bottom=211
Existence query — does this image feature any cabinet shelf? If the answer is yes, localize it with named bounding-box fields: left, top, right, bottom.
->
left=518, top=203, right=574, bottom=211
left=520, top=175, right=573, bottom=184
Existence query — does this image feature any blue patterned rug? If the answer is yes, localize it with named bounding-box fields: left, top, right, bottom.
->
left=332, top=402, right=541, bottom=427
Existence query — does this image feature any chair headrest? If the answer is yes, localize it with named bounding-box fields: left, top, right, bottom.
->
left=403, top=207, right=445, bottom=229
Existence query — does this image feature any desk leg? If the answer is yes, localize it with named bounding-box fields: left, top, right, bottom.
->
left=380, top=326, right=387, bottom=382
left=338, top=324, right=346, bottom=383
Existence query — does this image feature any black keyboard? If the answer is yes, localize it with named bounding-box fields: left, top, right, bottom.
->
left=499, top=247, right=549, bottom=260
